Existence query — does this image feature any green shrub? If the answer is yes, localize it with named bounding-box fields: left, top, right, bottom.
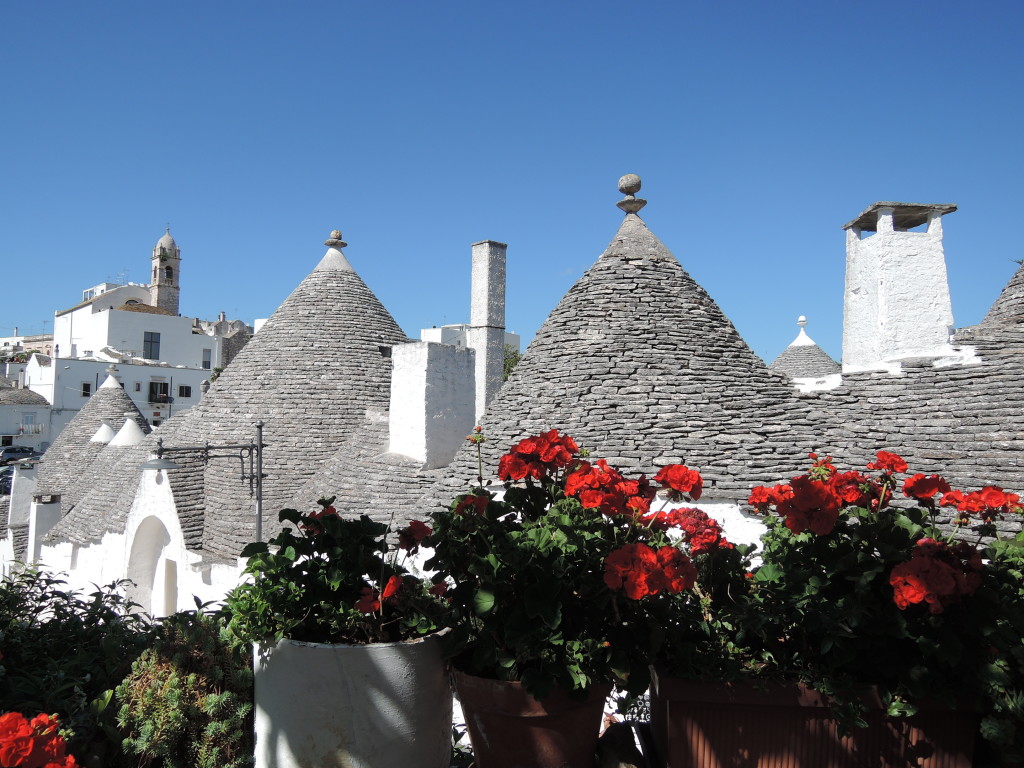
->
left=116, top=605, right=254, bottom=768
left=0, top=568, right=152, bottom=764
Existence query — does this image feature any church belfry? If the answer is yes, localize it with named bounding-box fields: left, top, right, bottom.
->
left=150, top=228, right=181, bottom=314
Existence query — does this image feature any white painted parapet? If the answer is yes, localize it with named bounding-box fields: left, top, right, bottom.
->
left=466, top=240, right=507, bottom=421
left=389, top=341, right=476, bottom=469
left=842, top=202, right=958, bottom=372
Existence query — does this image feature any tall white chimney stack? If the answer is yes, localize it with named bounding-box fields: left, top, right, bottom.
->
left=466, top=240, right=507, bottom=421
left=842, top=202, right=957, bottom=372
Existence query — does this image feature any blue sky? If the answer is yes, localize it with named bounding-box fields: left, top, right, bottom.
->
left=2, top=1, right=1022, bottom=364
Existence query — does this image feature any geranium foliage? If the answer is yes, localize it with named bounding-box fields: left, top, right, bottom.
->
left=663, top=450, right=1024, bottom=759
left=227, top=500, right=451, bottom=645
left=426, top=429, right=729, bottom=701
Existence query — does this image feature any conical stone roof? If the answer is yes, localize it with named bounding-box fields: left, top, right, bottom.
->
left=35, top=373, right=150, bottom=513
left=983, top=262, right=1024, bottom=326
left=769, top=318, right=841, bottom=379
left=49, top=232, right=414, bottom=558
left=430, top=183, right=820, bottom=504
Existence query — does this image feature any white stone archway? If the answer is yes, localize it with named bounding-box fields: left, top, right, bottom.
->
left=126, top=515, right=177, bottom=616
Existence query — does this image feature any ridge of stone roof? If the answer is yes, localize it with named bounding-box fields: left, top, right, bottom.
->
left=982, top=261, right=1024, bottom=326
left=35, top=378, right=150, bottom=510
left=428, top=208, right=820, bottom=507
left=138, top=237, right=412, bottom=559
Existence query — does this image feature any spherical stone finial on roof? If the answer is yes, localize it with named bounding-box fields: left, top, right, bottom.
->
left=618, top=174, right=642, bottom=195
left=325, top=230, right=348, bottom=248
left=616, top=174, right=648, bottom=214
left=797, top=316, right=807, bottom=328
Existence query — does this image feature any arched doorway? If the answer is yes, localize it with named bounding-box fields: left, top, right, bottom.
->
left=126, top=516, right=178, bottom=616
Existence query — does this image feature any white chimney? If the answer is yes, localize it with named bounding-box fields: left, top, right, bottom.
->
left=842, top=202, right=957, bottom=372
left=465, top=240, right=507, bottom=420
left=388, top=341, right=476, bottom=469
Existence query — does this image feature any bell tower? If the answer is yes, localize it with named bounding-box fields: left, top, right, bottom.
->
left=150, top=228, right=181, bottom=314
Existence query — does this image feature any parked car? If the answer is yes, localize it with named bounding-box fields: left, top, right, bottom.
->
left=0, top=446, right=42, bottom=465
left=0, top=466, right=12, bottom=494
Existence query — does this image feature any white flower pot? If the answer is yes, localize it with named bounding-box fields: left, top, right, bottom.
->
left=253, top=633, right=452, bottom=768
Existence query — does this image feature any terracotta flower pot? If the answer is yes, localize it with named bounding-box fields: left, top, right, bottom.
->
left=453, top=668, right=611, bottom=768
left=253, top=633, right=452, bottom=768
left=650, top=669, right=976, bottom=768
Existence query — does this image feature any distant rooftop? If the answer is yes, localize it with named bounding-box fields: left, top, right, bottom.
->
left=842, top=202, right=957, bottom=232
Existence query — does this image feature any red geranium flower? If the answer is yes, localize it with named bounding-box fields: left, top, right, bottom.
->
left=355, top=586, right=380, bottom=613
left=829, top=470, right=878, bottom=507
left=497, top=430, right=579, bottom=481
left=866, top=450, right=908, bottom=474
left=747, top=483, right=793, bottom=513
left=890, top=538, right=983, bottom=614
left=653, top=465, right=704, bottom=500
left=903, top=473, right=952, bottom=502
left=0, top=712, right=35, bottom=767
left=398, top=520, right=432, bottom=551
left=453, top=493, right=490, bottom=516
left=603, top=543, right=696, bottom=599
left=776, top=475, right=841, bottom=535
left=382, top=575, right=403, bottom=601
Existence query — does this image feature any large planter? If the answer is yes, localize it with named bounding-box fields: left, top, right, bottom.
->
left=453, top=668, right=611, bottom=768
left=253, top=633, right=452, bottom=768
left=650, top=670, right=975, bottom=768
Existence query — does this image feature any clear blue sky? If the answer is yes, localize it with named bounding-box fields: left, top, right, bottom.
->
left=3, top=2, right=1022, bottom=364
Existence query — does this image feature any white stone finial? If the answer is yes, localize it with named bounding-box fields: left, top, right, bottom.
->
left=616, top=174, right=647, bottom=214
left=791, top=315, right=814, bottom=347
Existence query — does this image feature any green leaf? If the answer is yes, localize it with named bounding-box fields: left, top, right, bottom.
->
left=473, top=588, right=495, bottom=615
left=754, top=563, right=783, bottom=583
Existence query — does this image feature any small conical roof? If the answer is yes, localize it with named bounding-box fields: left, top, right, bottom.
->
left=770, top=316, right=841, bottom=378
left=36, top=371, right=150, bottom=511
left=431, top=177, right=818, bottom=503
left=109, top=413, right=147, bottom=446
left=982, top=262, right=1024, bottom=326
left=90, top=420, right=115, bottom=444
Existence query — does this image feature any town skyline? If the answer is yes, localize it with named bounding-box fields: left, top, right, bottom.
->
left=3, top=2, right=1022, bottom=363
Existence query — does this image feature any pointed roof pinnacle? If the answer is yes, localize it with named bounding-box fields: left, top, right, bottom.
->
left=791, top=315, right=815, bottom=347
left=325, top=229, right=348, bottom=248
left=316, top=229, right=354, bottom=272
left=616, top=174, right=648, bottom=214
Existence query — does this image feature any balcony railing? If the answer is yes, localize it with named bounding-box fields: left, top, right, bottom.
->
left=148, top=394, right=174, bottom=405
left=18, top=424, right=45, bottom=435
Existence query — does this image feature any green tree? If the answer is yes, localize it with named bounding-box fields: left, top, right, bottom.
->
left=503, top=344, right=521, bottom=381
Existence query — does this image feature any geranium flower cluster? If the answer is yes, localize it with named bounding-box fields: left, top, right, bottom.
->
left=563, top=458, right=654, bottom=516
left=603, top=542, right=697, bottom=599
left=748, top=451, right=1022, bottom=617
left=497, top=429, right=579, bottom=480
left=889, top=538, right=983, bottom=614
left=749, top=451, right=915, bottom=535
left=0, top=712, right=76, bottom=768
left=938, top=486, right=1022, bottom=524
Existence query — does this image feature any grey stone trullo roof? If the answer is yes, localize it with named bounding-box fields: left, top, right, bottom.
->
left=46, top=237, right=411, bottom=558
left=982, top=261, right=1024, bottom=327
left=35, top=377, right=150, bottom=515
left=429, top=211, right=821, bottom=506
left=770, top=344, right=841, bottom=378
left=0, top=387, right=49, bottom=405
left=769, top=325, right=841, bottom=379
